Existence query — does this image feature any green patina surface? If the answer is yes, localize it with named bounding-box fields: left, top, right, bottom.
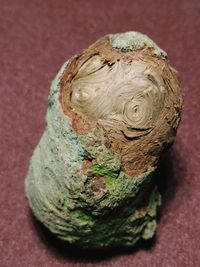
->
left=71, top=210, right=93, bottom=227
left=109, top=31, right=167, bottom=59
left=25, top=38, right=163, bottom=248
left=26, top=85, right=161, bottom=247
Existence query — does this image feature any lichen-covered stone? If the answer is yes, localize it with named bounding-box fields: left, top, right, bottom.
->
left=25, top=31, right=183, bottom=248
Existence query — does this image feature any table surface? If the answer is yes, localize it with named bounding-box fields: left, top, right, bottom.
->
left=1, top=0, right=200, bottom=266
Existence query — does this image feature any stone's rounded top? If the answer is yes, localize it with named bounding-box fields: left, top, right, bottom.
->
left=109, top=31, right=167, bottom=59
left=59, top=31, right=183, bottom=175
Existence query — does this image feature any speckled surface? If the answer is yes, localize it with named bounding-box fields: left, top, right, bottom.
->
left=0, top=0, right=200, bottom=266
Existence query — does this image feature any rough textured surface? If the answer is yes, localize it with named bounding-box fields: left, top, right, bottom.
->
left=25, top=32, right=182, bottom=248
left=0, top=0, right=200, bottom=266
left=110, top=32, right=167, bottom=58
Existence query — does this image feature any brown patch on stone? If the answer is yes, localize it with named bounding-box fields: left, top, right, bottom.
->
left=59, top=36, right=162, bottom=135
left=98, top=54, right=183, bottom=176
left=90, top=174, right=106, bottom=196
left=58, top=35, right=183, bottom=176
left=58, top=56, right=96, bottom=134
left=71, top=112, right=96, bottom=134
left=81, top=160, right=92, bottom=170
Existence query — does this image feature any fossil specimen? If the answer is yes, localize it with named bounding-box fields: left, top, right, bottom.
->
left=25, top=31, right=183, bottom=248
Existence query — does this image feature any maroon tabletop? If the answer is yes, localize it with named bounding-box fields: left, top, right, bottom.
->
left=0, top=0, right=199, bottom=266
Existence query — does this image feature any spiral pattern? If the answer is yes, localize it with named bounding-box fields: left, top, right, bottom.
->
left=26, top=32, right=183, bottom=248
left=70, top=55, right=166, bottom=138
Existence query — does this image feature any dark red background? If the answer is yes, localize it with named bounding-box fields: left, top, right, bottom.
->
left=0, top=0, right=199, bottom=266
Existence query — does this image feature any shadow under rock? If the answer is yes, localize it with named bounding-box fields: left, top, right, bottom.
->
left=29, top=146, right=186, bottom=262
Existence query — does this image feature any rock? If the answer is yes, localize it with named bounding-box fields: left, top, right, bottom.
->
left=25, top=31, right=183, bottom=248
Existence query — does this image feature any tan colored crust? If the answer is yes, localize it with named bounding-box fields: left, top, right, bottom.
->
left=59, top=36, right=183, bottom=176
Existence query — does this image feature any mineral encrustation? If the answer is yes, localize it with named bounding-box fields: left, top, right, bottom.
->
left=25, top=32, right=183, bottom=248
